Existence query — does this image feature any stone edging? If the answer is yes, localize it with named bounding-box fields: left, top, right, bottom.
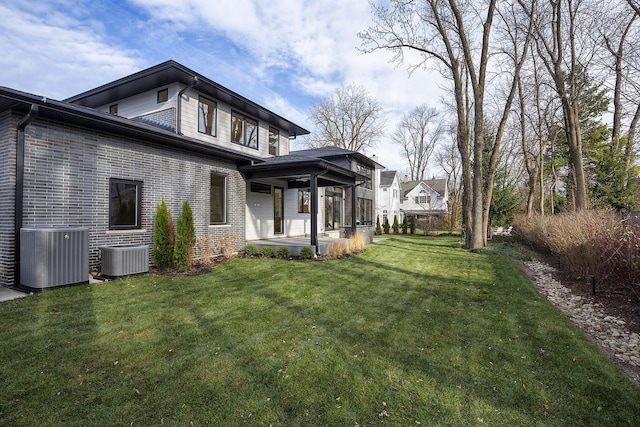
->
left=523, top=260, right=640, bottom=384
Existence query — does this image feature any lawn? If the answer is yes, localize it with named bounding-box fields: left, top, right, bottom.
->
left=1, top=235, right=639, bottom=426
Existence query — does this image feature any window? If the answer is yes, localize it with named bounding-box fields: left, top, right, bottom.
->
left=269, top=127, right=279, bottom=155
left=298, top=190, right=310, bottom=213
left=109, top=104, right=118, bottom=115
left=210, top=174, right=227, bottom=224
left=251, top=182, right=271, bottom=194
left=231, top=111, right=258, bottom=149
left=157, top=88, right=168, bottom=103
left=198, top=96, right=217, bottom=136
left=109, top=178, right=141, bottom=230
left=357, top=197, right=373, bottom=225
left=416, top=191, right=427, bottom=204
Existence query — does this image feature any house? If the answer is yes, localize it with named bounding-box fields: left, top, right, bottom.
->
left=0, top=60, right=378, bottom=290
left=400, top=177, right=448, bottom=219
left=376, top=170, right=401, bottom=225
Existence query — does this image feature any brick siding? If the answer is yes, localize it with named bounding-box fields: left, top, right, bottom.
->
left=0, top=112, right=246, bottom=286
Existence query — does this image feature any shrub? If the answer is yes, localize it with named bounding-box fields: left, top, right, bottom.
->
left=299, top=246, right=314, bottom=259
left=153, top=197, right=174, bottom=269
left=409, top=215, right=416, bottom=234
left=402, top=216, right=408, bottom=234
left=276, top=246, right=291, bottom=259
left=375, top=215, right=382, bottom=236
left=383, top=216, right=390, bottom=234
left=392, top=215, right=399, bottom=234
left=173, top=200, right=196, bottom=272
left=243, top=244, right=259, bottom=256
left=196, top=236, right=215, bottom=264
left=219, top=233, right=239, bottom=257
left=261, top=246, right=274, bottom=257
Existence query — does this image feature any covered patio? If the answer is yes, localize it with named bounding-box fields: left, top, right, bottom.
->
left=240, top=154, right=369, bottom=254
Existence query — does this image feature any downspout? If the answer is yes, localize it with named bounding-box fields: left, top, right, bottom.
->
left=176, top=76, right=198, bottom=135
left=15, top=104, right=38, bottom=287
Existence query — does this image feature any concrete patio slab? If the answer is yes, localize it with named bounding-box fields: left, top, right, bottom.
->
left=0, top=287, right=29, bottom=302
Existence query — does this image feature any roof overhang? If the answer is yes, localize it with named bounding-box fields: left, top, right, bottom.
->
left=64, top=60, right=310, bottom=139
left=0, top=86, right=261, bottom=165
left=239, top=157, right=369, bottom=188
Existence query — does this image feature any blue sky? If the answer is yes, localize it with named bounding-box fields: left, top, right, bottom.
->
left=0, top=0, right=445, bottom=173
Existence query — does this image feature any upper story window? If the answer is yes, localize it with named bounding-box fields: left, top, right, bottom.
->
left=416, top=190, right=427, bottom=204
left=269, top=127, right=279, bottom=155
left=157, top=88, right=168, bottom=103
left=109, top=104, right=118, bottom=115
left=231, top=111, right=258, bottom=149
left=198, top=96, right=217, bottom=136
left=109, top=178, right=142, bottom=230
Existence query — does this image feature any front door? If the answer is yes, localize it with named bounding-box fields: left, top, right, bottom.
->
left=274, top=186, right=284, bottom=234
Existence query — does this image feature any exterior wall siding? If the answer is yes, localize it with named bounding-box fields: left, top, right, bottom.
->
left=98, top=82, right=181, bottom=119
left=0, top=111, right=17, bottom=287
left=16, top=116, right=245, bottom=282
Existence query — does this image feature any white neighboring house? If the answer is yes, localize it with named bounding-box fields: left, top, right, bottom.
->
left=376, top=170, right=401, bottom=225
left=400, top=177, right=448, bottom=218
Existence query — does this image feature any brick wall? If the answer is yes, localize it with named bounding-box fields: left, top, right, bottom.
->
left=0, top=113, right=246, bottom=286
left=0, top=111, right=16, bottom=287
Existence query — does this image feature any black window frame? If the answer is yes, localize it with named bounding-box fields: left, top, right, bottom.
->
left=109, top=104, right=118, bottom=115
left=157, top=88, right=169, bottom=103
left=231, top=110, right=258, bottom=149
left=210, top=173, right=227, bottom=225
left=298, top=189, right=310, bottom=213
left=109, top=178, right=142, bottom=230
left=198, top=96, right=217, bottom=136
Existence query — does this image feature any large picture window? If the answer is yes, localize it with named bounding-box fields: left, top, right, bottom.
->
left=269, top=127, right=279, bottom=155
left=298, top=190, right=310, bottom=213
left=357, top=197, right=373, bottom=225
left=198, top=96, right=217, bottom=136
left=210, top=174, right=227, bottom=224
left=109, top=178, right=142, bottom=230
left=231, top=111, right=258, bottom=149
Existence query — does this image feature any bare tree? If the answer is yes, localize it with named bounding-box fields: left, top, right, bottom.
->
left=392, top=104, right=443, bottom=180
left=436, top=127, right=463, bottom=233
left=360, top=0, right=532, bottom=248
left=304, top=83, right=386, bottom=152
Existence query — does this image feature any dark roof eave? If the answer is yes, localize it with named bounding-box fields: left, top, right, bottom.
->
left=0, top=86, right=261, bottom=164
left=239, top=157, right=369, bottom=185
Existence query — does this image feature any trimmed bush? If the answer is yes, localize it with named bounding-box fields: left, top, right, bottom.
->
left=402, top=216, right=408, bottom=234
left=383, top=216, right=390, bottom=234
left=409, top=215, right=416, bottom=234
left=300, top=246, right=314, bottom=259
left=392, top=215, right=399, bottom=234
left=375, top=215, right=382, bottom=235
left=153, top=197, right=174, bottom=268
left=260, top=246, right=274, bottom=257
left=243, top=244, right=259, bottom=256
left=276, top=246, right=291, bottom=259
left=174, top=200, right=196, bottom=272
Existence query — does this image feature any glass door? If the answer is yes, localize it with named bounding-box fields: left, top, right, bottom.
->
left=274, top=187, right=284, bottom=234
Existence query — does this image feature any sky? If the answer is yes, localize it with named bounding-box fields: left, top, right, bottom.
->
left=0, top=0, right=446, bottom=174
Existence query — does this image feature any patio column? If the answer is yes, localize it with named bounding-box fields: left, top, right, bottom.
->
left=310, top=172, right=318, bottom=251
left=350, top=185, right=357, bottom=236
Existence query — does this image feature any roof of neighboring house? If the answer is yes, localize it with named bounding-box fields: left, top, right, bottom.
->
left=401, top=178, right=447, bottom=197
left=65, top=60, right=310, bottom=138
left=380, top=170, right=397, bottom=187
left=0, top=86, right=262, bottom=164
left=293, top=147, right=384, bottom=169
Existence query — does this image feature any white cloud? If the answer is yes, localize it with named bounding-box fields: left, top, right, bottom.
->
left=0, top=2, right=143, bottom=99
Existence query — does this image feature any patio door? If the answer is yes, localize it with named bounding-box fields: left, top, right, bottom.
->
left=324, top=188, right=342, bottom=230
left=274, top=186, right=284, bottom=234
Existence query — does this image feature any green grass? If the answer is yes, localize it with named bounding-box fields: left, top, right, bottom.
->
left=1, top=235, right=639, bottom=426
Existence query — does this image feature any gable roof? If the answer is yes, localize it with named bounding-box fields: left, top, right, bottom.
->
left=64, top=60, right=310, bottom=138
left=380, top=170, right=397, bottom=187
left=401, top=178, right=447, bottom=197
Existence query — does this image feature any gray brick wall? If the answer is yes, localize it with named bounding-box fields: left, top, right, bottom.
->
left=0, top=113, right=246, bottom=286
left=0, top=111, right=16, bottom=287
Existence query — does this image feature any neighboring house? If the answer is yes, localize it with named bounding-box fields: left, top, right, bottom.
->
left=0, top=60, right=377, bottom=289
left=400, top=177, right=449, bottom=218
left=376, top=170, right=401, bottom=225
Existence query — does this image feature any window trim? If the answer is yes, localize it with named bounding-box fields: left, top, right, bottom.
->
left=198, top=96, right=217, bottom=136
left=109, top=104, right=118, bottom=115
left=157, top=88, right=169, bottom=103
left=231, top=110, right=259, bottom=150
left=298, top=189, right=310, bottom=213
left=210, top=173, right=227, bottom=225
left=269, top=126, right=279, bottom=155
left=108, top=178, right=142, bottom=230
